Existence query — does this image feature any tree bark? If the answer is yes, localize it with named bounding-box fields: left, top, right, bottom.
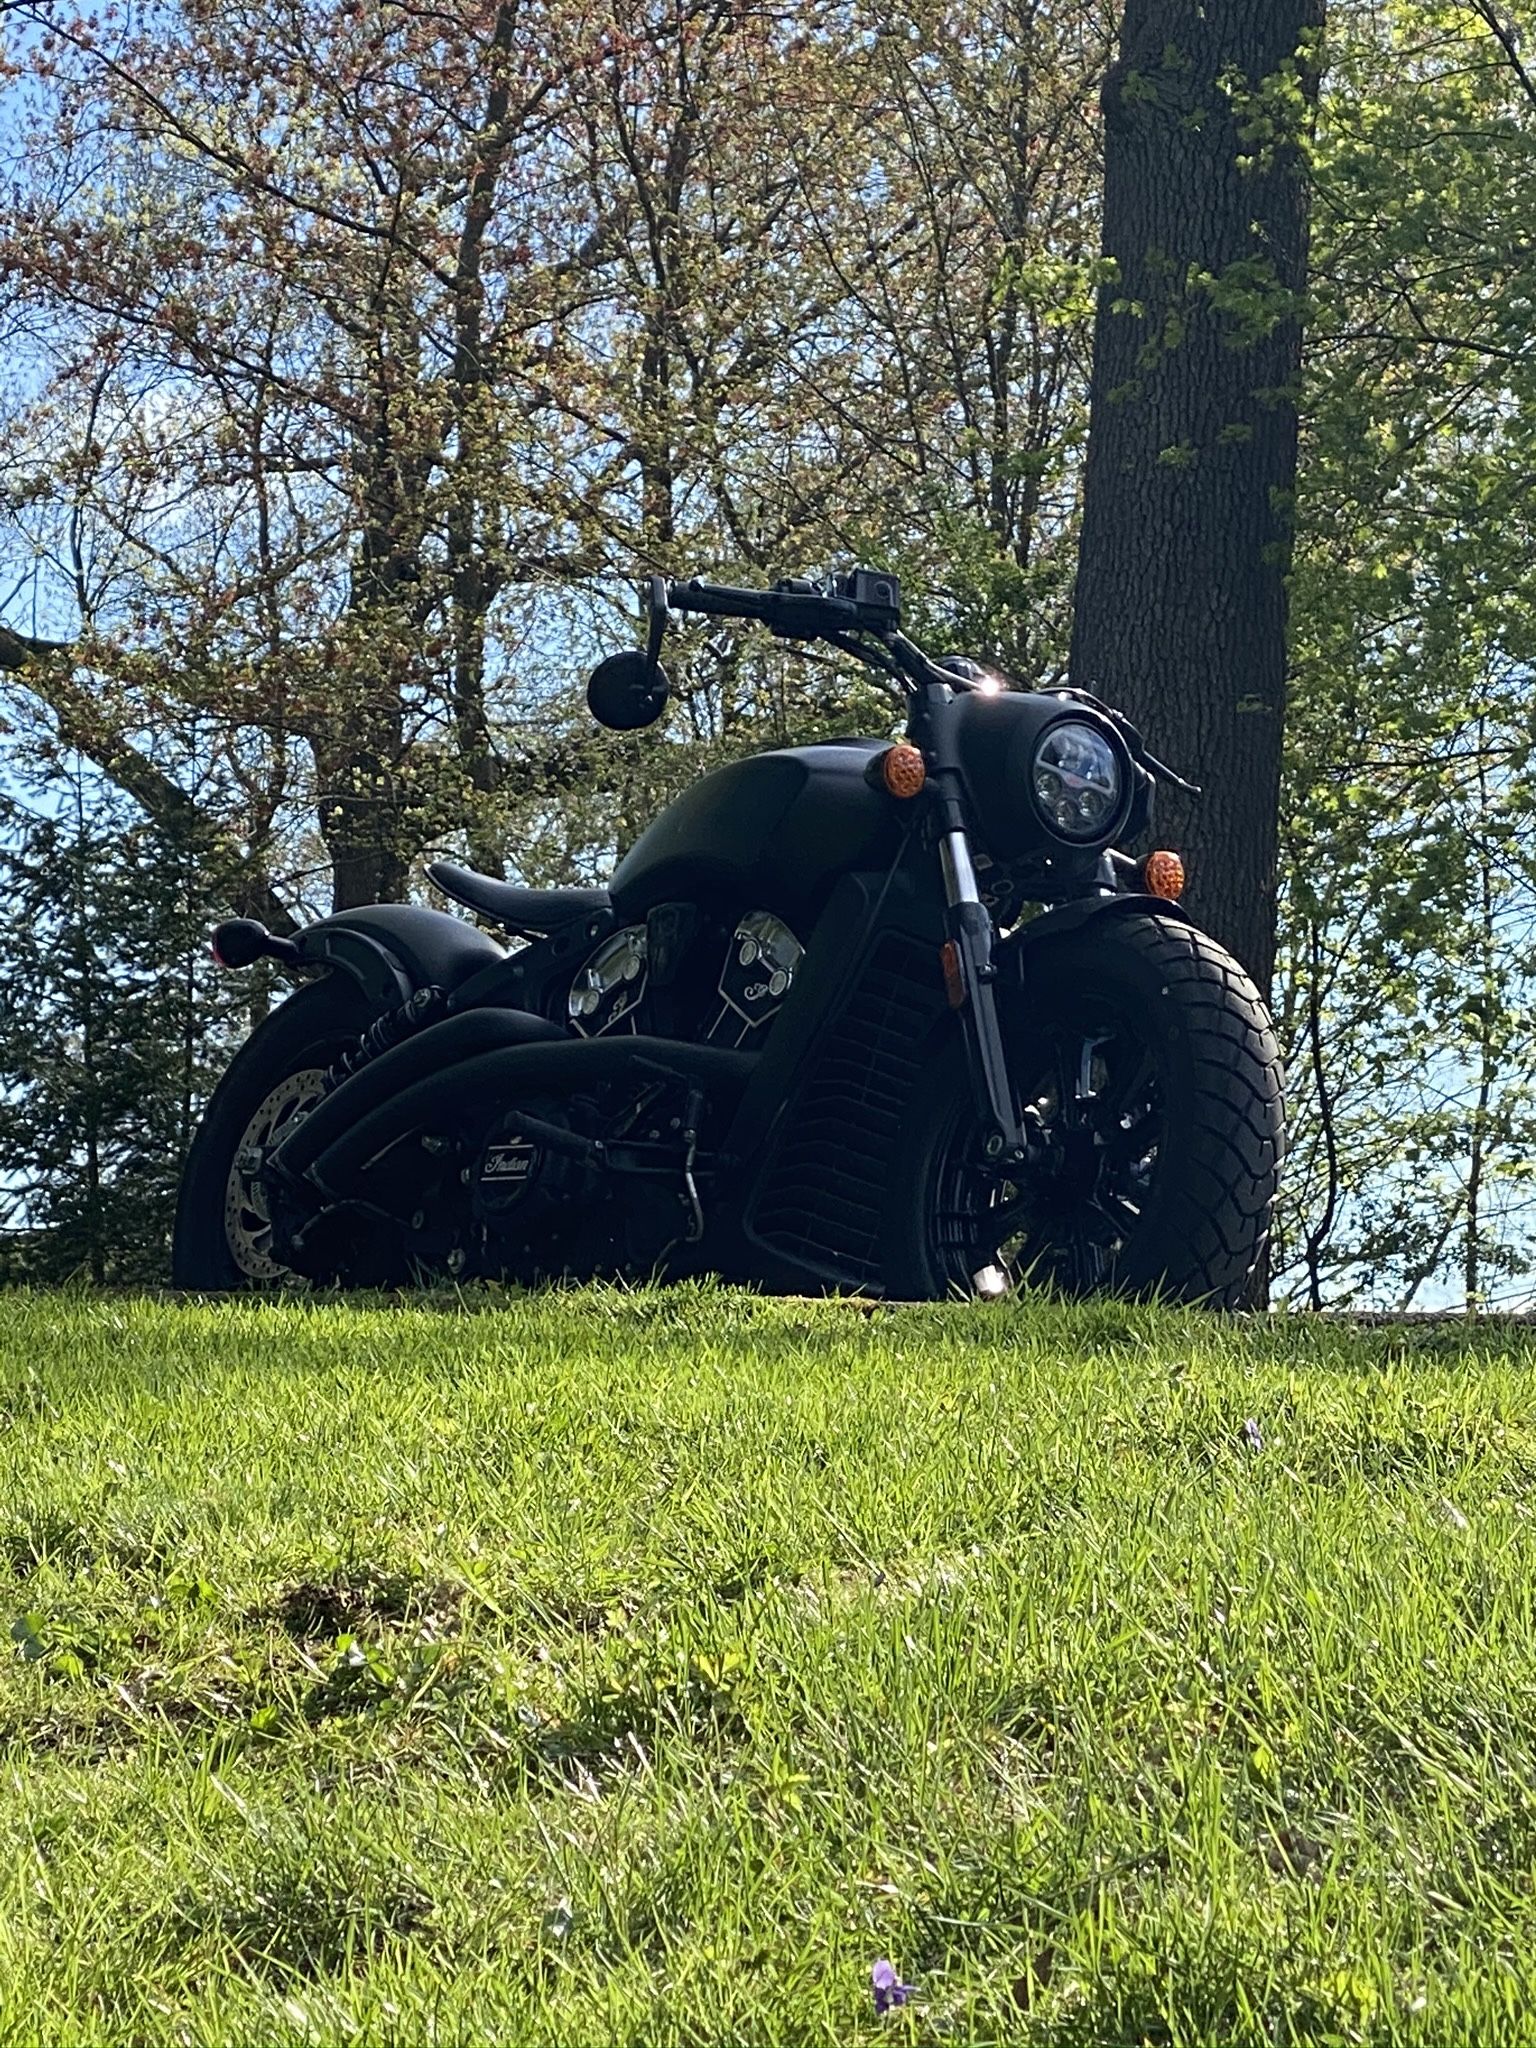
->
left=1071, top=0, right=1325, bottom=996
left=322, top=300, right=430, bottom=912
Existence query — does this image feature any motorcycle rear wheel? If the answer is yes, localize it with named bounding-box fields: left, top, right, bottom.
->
left=884, top=912, right=1284, bottom=1308
left=171, top=978, right=373, bottom=1290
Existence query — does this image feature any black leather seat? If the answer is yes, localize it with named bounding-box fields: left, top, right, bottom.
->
left=428, top=860, right=610, bottom=939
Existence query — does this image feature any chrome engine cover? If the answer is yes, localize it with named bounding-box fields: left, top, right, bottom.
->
left=704, top=910, right=804, bottom=1048
left=568, top=925, right=648, bottom=1036
left=568, top=908, right=802, bottom=1047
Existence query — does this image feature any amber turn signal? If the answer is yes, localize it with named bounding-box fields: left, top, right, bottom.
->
left=880, top=743, right=927, bottom=799
left=940, top=940, right=966, bottom=1009
left=1143, top=850, right=1185, bottom=901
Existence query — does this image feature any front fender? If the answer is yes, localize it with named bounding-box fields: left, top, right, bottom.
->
left=295, top=903, right=506, bottom=1006
left=999, top=892, right=1195, bottom=984
left=1006, top=891, right=1193, bottom=946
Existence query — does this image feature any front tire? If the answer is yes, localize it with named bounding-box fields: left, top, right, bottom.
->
left=885, top=912, right=1284, bottom=1308
left=172, top=978, right=373, bottom=1290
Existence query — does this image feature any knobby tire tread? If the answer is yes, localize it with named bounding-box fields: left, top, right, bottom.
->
left=1115, top=913, right=1284, bottom=1307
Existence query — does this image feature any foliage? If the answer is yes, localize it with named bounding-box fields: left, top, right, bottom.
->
left=1277, top=0, right=1536, bottom=1305
left=0, top=775, right=239, bottom=1282
left=0, top=0, right=1104, bottom=905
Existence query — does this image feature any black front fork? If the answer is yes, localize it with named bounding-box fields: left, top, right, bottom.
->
left=937, top=826, right=1022, bottom=1155
left=939, top=825, right=1041, bottom=1166
left=917, top=695, right=1034, bottom=1177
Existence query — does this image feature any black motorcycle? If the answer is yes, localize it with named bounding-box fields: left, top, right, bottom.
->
left=173, top=568, right=1283, bottom=1306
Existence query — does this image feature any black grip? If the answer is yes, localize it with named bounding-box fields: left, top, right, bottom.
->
left=664, top=570, right=900, bottom=640
left=665, top=578, right=775, bottom=623
left=666, top=577, right=857, bottom=639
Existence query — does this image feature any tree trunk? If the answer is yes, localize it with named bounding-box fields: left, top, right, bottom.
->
left=1071, top=0, right=1325, bottom=997
left=319, top=310, right=428, bottom=912
left=312, top=730, right=408, bottom=910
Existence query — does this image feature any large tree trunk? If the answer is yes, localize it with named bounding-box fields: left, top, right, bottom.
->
left=321, top=306, right=431, bottom=913
left=312, top=732, right=408, bottom=911
left=1071, top=0, right=1324, bottom=996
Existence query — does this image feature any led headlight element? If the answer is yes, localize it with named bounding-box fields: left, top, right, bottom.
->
left=1031, top=720, right=1123, bottom=842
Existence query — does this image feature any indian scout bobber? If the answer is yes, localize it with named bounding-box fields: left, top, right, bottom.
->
left=174, top=568, right=1283, bottom=1304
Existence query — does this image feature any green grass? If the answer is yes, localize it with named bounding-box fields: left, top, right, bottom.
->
left=0, top=1289, right=1535, bottom=2044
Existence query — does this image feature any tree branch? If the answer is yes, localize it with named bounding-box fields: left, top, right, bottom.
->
left=0, top=636, right=297, bottom=934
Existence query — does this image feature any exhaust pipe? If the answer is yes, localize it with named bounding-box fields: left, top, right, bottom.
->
left=301, top=1035, right=755, bottom=1198
left=272, top=1007, right=565, bottom=1182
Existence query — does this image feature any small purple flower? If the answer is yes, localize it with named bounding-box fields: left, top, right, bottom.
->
left=872, top=1959, right=914, bottom=2014
left=1241, top=1417, right=1263, bottom=1454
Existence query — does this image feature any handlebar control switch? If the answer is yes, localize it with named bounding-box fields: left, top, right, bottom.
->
left=835, top=567, right=902, bottom=630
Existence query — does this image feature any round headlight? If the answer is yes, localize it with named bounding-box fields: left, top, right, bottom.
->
left=1031, top=720, right=1123, bottom=842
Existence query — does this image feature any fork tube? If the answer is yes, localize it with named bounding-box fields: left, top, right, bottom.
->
left=937, top=820, right=1028, bottom=1163
left=940, top=830, right=980, bottom=904
left=907, top=674, right=1031, bottom=1164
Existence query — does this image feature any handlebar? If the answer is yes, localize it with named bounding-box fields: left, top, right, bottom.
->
left=663, top=568, right=903, bottom=640
left=639, top=564, right=1196, bottom=796
left=665, top=579, right=782, bottom=625
left=655, top=568, right=999, bottom=699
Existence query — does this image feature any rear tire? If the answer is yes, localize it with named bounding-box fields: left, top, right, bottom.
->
left=171, top=978, right=373, bottom=1290
left=884, top=912, right=1284, bottom=1308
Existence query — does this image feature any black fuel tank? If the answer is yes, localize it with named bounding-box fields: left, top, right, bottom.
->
left=610, top=740, right=900, bottom=919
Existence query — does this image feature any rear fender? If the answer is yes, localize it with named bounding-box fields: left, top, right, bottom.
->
left=295, top=904, right=506, bottom=1006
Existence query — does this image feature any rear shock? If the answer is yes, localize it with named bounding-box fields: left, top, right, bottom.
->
left=324, top=985, right=448, bottom=1090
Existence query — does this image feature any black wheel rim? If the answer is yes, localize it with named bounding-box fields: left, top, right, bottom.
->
left=929, top=1009, right=1166, bottom=1297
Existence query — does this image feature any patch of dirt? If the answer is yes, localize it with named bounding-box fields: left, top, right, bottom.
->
left=0, top=1671, right=262, bottom=1762
left=266, top=1568, right=462, bottom=1644
left=1262, top=1826, right=1327, bottom=1880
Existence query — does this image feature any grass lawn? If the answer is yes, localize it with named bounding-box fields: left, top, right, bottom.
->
left=0, top=1289, right=1534, bottom=2044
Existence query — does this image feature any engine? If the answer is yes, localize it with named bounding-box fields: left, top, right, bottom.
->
left=472, top=1100, right=594, bottom=1235
left=453, top=907, right=807, bottom=1283
left=704, top=910, right=804, bottom=1045
left=566, top=908, right=803, bottom=1049
left=567, top=927, right=648, bottom=1035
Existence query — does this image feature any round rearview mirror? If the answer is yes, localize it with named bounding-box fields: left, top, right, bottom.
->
left=587, top=648, right=670, bottom=731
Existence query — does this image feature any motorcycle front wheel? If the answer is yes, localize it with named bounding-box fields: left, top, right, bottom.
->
left=884, top=912, right=1284, bottom=1308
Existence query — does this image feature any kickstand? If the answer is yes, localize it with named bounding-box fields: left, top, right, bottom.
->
left=680, top=1086, right=705, bottom=1243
